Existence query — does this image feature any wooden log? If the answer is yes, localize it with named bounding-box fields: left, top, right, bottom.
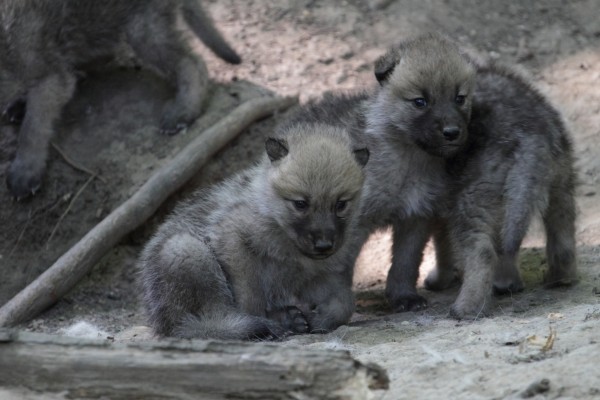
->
left=0, top=330, right=389, bottom=399
left=0, top=96, right=298, bottom=328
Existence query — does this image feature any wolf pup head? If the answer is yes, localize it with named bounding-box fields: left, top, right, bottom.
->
left=371, top=33, right=476, bottom=158
left=266, top=124, right=369, bottom=259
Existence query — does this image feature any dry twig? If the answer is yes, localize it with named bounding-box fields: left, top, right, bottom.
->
left=51, top=142, right=107, bottom=184
left=45, top=175, right=95, bottom=248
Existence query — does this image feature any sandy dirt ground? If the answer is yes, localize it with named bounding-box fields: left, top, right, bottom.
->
left=1, top=0, right=599, bottom=398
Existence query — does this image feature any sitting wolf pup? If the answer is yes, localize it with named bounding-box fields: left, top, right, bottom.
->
left=139, top=120, right=369, bottom=339
left=1, top=0, right=241, bottom=199
left=370, top=34, right=576, bottom=318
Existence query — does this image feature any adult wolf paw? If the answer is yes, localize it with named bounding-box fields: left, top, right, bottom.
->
left=6, top=158, right=43, bottom=200
left=159, top=102, right=192, bottom=136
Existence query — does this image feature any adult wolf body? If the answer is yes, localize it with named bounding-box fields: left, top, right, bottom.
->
left=1, top=0, right=240, bottom=199
left=139, top=117, right=369, bottom=339
left=370, top=34, right=576, bottom=318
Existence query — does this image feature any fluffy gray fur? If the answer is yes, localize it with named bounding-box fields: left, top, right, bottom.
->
left=367, top=34, right=577, bottom=318
left=139, top=117, right=369, bottom=340
left=1, top=0, right=240, bottom=199
left=244, top=34, right=576, bottom=320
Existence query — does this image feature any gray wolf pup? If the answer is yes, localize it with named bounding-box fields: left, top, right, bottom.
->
left=370, top=34, right=576, bottom=318
left=139, top=115, right=369, bottom=339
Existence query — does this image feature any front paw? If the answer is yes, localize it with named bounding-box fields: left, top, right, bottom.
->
left=266, top=305, right=309, bottom=334
left=493, top=256, right=525, bottom=295
left=159, top=102, right=191, bottom=136
left=449, top=299, right=491, bottom=320
left=386, top=291, right=428, bottom=312
left=247, top=320, right=288, bottom=341
left=492, top=278, right=525, bottom=295
left=6, top=158, right=44, bottom=200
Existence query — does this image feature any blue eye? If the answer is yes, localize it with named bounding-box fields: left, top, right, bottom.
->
left=293, top=200, right=308, bottom=211
left=455, top=95, right=466, bottom=105
left=412, top=98, right=427, bottom=108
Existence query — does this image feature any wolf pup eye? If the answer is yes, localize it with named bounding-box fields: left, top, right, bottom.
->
left=412, top=98, right=427, bottom=108
left=455, top=95, right=466, bottom=105
left=335, top=200, right=348, bottom=213
left=292, top=200, right=309, bottom=211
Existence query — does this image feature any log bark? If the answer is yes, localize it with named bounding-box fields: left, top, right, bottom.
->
left=0, top=330, right=389, bottom=399
left=0, top=96, right=297, bottom=328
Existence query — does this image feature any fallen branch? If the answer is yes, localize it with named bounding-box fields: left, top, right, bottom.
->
left=0, top=95, right=297, bottom=327
left=0, top=330, right=388, bottom=399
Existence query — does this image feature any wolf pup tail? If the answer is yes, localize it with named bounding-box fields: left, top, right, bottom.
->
left=181, top=0, right=242, bottom=64
left=175, top=311, right=285, bottom=341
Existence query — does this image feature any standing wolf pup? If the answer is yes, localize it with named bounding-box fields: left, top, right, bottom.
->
left=1, top=0, right=240, bottom=199
left=139, top=116, right=369, bottom=340
left=369, top=34, right=576, bottom=318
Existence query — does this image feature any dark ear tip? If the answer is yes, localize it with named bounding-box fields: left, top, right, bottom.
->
left=265, top=137, right=289, bottom=162
left=374, top=54, right=396, bottom=84
left=374, top=70, right=389, bottom=85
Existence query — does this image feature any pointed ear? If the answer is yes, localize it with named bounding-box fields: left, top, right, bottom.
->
left=374, top=49, right=400, bottom=85
left=353, top=147, right=369, bottom=168
left=265, top=137, right=289, bottom=162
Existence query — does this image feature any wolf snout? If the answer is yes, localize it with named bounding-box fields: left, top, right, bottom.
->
left=313, top=238, right=334, bottom=252
left=442, top=126, right=461, bottom=141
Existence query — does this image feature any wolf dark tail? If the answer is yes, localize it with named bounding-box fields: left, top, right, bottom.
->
left=181, top=0, right=242, bottom=64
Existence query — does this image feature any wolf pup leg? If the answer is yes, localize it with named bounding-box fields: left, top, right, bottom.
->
left=543, top=166, right=577, bottom=287
left=424, top=220, right=459, bottom=291
left=385, top=217, right=431, bottom=312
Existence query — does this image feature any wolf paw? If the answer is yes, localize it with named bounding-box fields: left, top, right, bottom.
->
left=266, top=305, right=309, bottom=334
left=493, top=259, right=525, bottom=295
left=160, top=121, right=188, bottom=136
left=160, top=102, right=194, bottom=136
left=424, top=268, right=459, bottom=291
left=449, top=301, right=490, bottom=320
left=493, top=278, right=525, bottom=295
left=387, top=293, right=428, bottom=313
left=283, top=306, right=309, bottom=334
left=6, top=159, right=43, bottom=200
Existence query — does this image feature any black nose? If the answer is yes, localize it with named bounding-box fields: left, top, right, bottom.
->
left=314, top=239, right=334, bottom=252
left=442, top=126, right=461, bottom=141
